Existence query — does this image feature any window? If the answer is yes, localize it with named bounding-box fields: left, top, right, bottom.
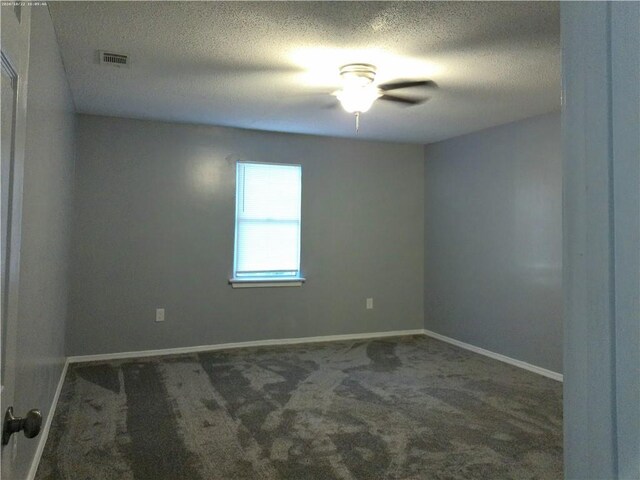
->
left=231, top=162, right=303, bottom=287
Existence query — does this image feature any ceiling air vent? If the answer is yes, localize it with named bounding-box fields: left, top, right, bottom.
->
left=99, top=51, right=129, bottom=68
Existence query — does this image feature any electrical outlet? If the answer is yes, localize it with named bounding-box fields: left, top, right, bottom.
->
left=155, top=308, right=165, bottom=322
left=366, top=298, right=373, bottom=310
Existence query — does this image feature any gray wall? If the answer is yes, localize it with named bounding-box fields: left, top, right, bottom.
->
left=12, top=6, right=76, bottom=479
left=423, top=112, right=562, bottom=373
left=68, top=115, right=424, bottom=356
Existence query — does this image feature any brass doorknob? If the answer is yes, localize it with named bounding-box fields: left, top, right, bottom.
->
left=2, top=407, right=42, bottom=445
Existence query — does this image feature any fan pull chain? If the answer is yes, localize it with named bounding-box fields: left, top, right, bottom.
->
left=355, top=112, right=360, bottom=134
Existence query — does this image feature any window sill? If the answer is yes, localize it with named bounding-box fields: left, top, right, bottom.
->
left=229, top=278, right=305, bottom=288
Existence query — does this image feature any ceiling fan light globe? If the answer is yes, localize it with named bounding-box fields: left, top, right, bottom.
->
left=336, top=87, right=379, bottom=113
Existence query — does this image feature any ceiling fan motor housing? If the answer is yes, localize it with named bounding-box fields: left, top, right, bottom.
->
left=339, top=64, right=377, bottom=86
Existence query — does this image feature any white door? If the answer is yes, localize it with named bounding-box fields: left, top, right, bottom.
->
left=1, top=50, right=20, bottom=480
left=1, top=5, right=31, bottom=478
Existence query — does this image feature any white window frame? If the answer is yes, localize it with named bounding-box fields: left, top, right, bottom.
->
left=230, top=161, right=305, bottom=288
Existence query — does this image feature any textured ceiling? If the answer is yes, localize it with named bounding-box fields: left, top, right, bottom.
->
left=49, top=1, right=560, bottom=144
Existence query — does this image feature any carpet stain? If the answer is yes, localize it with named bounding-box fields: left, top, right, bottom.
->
left=365, top=340, right=402, bottom=372
left=120, top=362, right=204, bottom=480
left=75, top=363, right=120, bottom=394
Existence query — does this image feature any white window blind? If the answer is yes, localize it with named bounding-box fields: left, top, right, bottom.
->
left=233, top=162, right=302, bottom=279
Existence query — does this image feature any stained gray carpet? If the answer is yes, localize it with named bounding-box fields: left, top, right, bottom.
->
left=36, top=335, right=562, bottom=479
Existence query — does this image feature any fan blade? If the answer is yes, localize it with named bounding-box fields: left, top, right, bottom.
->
left=378, top=94, right=429, bottom=105
left=378, top=80, right=437, bottom=91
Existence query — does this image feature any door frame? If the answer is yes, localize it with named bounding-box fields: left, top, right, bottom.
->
left=561, top=2, right=640, bottom=478
left=1, top=50, right=19, bottom=397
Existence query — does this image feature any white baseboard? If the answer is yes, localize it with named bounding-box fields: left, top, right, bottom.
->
left=27, top=358, right=69, bottom=480
left=422, top=328, right=563, bottom=382
left=67, top=329, right=426, bottom=364
left=68, top=328, right=562, bottom=382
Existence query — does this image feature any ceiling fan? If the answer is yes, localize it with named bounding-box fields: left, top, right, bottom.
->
left=331, top=63, right=437, bottom=132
